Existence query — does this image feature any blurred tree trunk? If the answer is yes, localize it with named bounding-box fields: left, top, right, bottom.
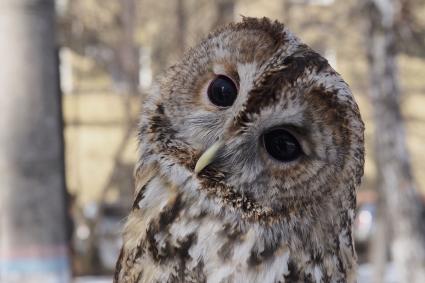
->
left=214, top=0, right=235, bottom=27
left=364, top=0, right=425, bottom=282
left=119, top=0, right=139, bottom=95
left=176, top=0, right=187, bottom=56
left=370, top=197, right=388, bottom=283
left=0, top=0, right=71, bottom=282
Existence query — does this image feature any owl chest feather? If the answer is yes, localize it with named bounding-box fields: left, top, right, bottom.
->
left=115, top=172, right=355, bottom=283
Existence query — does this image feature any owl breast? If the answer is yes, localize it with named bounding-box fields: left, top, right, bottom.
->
left=115, top=170, right=353, bottom=283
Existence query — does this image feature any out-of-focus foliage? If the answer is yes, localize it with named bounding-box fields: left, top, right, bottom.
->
left=59, top=0, right=122, bottom=69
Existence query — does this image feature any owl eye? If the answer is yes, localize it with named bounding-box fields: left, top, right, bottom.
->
left=207, top=75, right=237, bottom=107
left=262, top=129, right=302, bottom=162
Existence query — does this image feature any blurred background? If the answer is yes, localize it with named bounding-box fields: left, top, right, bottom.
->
left=0, top=0, right=424, bottom=282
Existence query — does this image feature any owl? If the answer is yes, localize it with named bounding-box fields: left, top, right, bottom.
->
left=114, top=17, right=364, bottom=283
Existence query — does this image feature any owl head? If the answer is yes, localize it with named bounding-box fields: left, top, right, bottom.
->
left=139, top=17, right=364, bottom=224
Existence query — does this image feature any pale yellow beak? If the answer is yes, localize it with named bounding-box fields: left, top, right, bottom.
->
left=194, top=140, right=224, bottom=173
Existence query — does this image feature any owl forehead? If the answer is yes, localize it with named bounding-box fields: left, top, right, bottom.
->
left=209, top=30, right=281, bottom=65
left=204, top=25, right=350, bottom=114
left=205, top=21, right=300, bottom=69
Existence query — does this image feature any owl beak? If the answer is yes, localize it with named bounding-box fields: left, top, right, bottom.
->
left=194, top=140, right=224, bottom=173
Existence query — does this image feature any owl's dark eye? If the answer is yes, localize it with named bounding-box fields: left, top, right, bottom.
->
left=262, top=129, right=302, bottom=162
left=207, top=75, right=237, bottom=107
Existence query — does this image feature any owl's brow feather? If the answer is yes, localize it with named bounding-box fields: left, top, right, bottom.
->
left=231, top=49, right=329, bottom=132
